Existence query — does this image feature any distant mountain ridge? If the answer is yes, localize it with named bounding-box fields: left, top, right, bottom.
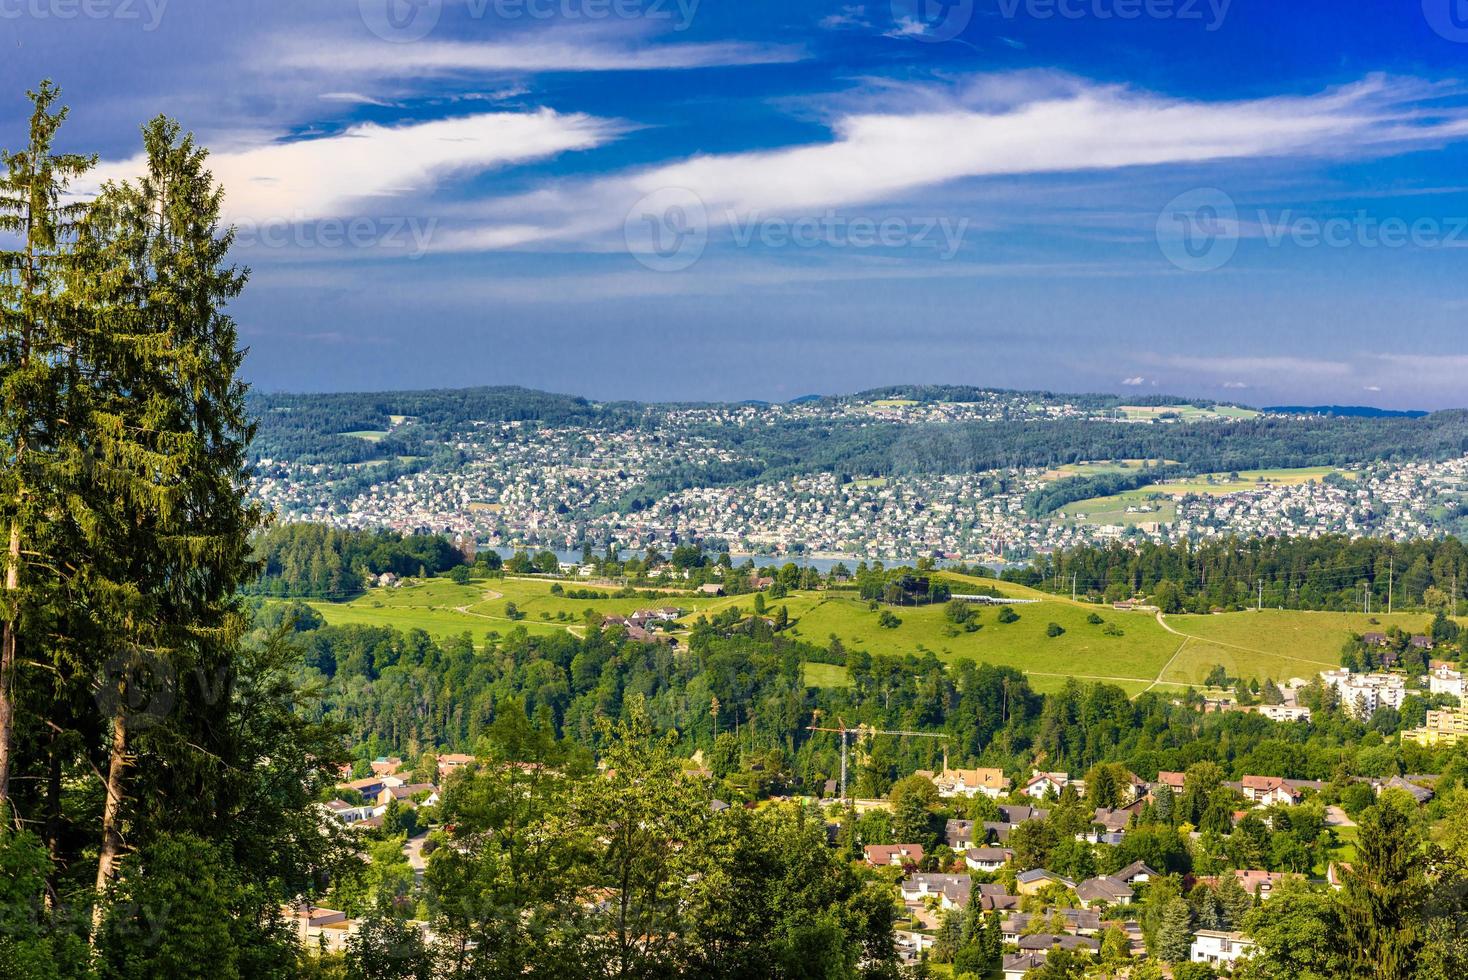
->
left=1266, top=405, right=1429, bottom=419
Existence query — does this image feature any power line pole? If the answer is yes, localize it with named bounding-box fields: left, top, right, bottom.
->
left=1072, top=573, right=1078, bottom=603
left=1389, top=557, right=1395, bottom=617
left=1257, top=579, right=1263, bottom=612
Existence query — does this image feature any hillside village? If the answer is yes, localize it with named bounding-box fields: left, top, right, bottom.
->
left=250, top=403, right=1468, bottom=565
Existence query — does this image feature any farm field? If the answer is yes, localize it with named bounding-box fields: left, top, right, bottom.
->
left=1058, top=491, right=1176, bottom=526
left=1041, top=459, right=1177, bottom=481
left=1117, top=404, right=1261, bottom=422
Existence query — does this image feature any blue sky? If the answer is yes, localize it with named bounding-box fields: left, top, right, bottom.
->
left=5, top=1, right=1468, bottom=407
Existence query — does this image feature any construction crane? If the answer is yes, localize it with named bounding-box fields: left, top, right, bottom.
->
left=807, top=714, right=950, bottom=803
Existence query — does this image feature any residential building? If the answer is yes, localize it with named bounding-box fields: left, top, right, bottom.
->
left=1429, top=664, right=1465, bottom=701
left=1003, top=952, right=1047, bottom=980
left=864, top=844, right=924, bottom=867
left=1403, top=708, right=1468, bottom=747
left=1024, top=771, right=1079, bottom=800
left=916, top=766, right=1011, bottom=799
left=1074, top=875, right=1134, bottom=908
left=437, top=753, right=476, bottom=780
left=1191, top=930, right=1256, bottom=968
left=964, top=847, right=1014, bottom=872
left=1240, top=776, right=1306, bottom=807
left=1320, top=669, right=1407, bottom=719
left=1015, top=869, right=1076, bottom=895
left=900, top=873, right=971, bottom=910
left=1256, top=704, right=1312, bottom=723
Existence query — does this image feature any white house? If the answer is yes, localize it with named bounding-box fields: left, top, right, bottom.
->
left=1429, top=664, right=1465, bottom=702
left=1024, top=771, right=1080, bottom=800
left=1191, top=930, right=1256, bottom=968
left=964, top=847, right=1013, bottom=872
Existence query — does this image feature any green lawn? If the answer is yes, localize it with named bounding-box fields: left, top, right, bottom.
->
left=339, top=430, right=389, bottom=442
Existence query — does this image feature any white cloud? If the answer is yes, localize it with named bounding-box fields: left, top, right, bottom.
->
left=1121, top=376, right=1146, bottom=386
left=87, top=110, right=619, bottom=224
left=820, top=5, right=870, bottom=30
left=274, top=35, right=802, bottom=75
left=319, top=92, right=402, bottom=108
left=442, top=72, right=1468, bottom=253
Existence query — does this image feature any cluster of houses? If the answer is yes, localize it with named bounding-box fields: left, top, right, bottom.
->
left=864, top=762, right=1444, bottom=976
left=254, top=389, right=1468, bottom=564
left=321, top=754, right=463, bottom=831
left=599, top=607, right=684, bottom=646
left=1322, top=659, right=1468, bottom=724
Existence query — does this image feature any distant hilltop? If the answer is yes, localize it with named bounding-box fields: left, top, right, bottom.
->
left=1266, top=405, right=1429, bottom=419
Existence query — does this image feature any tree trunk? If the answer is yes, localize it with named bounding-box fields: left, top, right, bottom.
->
left=45, top=723, right=63, bottom=905
left=91, top=707, right=129, bottom=942
left=0, top=517, right=21, bottom=815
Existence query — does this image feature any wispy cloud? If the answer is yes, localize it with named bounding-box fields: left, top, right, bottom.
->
left=87, top=110, right=620, bottom=223
left=273, top=34, right=804, bottom=75
left=439, top=72, right=1468, bottom=253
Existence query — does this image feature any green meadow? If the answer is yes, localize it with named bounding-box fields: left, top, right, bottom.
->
left=296, top=571, right=1450, bottom=699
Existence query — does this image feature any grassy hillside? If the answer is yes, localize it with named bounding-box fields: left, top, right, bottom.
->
left=296, top=573, right=1454, bottom=699
left=1157, top=609, right=1443, bottom=686
left=304, top=576, right=732, bottom=640
left=1060, top=466, right=1350, bottom=527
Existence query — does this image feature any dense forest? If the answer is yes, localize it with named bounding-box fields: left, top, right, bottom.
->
left=247, top=524, right=470, bottom=599
left=1009, top=535, right=1468, bottom=613
left=269, top=601, right=1466, bottom=798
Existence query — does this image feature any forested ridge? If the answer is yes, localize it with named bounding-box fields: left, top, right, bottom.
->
left=1011, top=535, right=1468, bottom=612
left=248, top=380, right=1468, bottom=510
